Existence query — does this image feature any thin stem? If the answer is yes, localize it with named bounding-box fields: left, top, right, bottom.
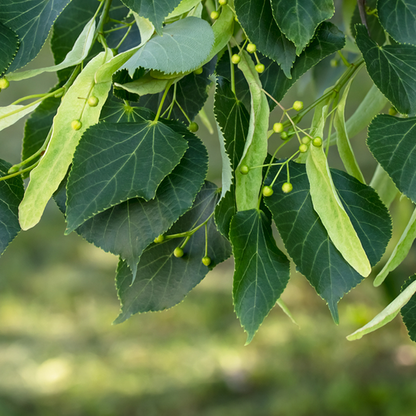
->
left=204, top=224, right=208, bottom=257
left=11, top=93, right=49, bottom=105
left=270, top=151, right=299, bottom=187
left=175, top=100, right=191, bottom=124
left=180, top=235, right=191, bottom=249
left=153, top=81, right=173, bottom=122
left=114, top=25, right=133, bottom=51
left=0, top=161, right=39, bottom=182
left=337, top=50, right=350, bottom=67
left=164, top=211, right=215, bottom=240
left=227, top=43, right=236, bottom=94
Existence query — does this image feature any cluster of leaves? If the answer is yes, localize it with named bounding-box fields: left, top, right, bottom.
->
left=1, top=0, right=416, bottom=344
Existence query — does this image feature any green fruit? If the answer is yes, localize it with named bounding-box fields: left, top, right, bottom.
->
left=219, top=0, right=227, bottom=5
left=174, top=247, right=184, bottom=258
left=240, top=165, right=250, bottom=175
left=293, top=100, right=304, bottom=111
left=154, top=235, right=165, bottom=243
left=211, top=10, right=219, bottom=19
left=246, top=43, right=256, bottom=53
left=388, top=107, right=398, bottom=116
left=301, top=136, right=310, bottom=144
left=330, top=58, right=339, bottom=67
left=262, top=186, right=273, bottom=197
left=299, top=143, right=308, bottom=153
left=71, top=119, right=82, bottom=130
left=0, top=78, right=10, bottom=90
left=312, top=136, right=323, bottom=147
left=231, top=54, right=241, bottom=64
left=188, top=121, right=199, bottom=132
left=273, top=122, right=283, bottom=133
left=87, top=96, right=99, bottom=107
left=202, top=256, right=211, bottom=266
left=194, top=67, right=203, bottom=75
left=255, top=63, right=265, bottom=73
left=280, top=131, right=288, bottom=140
left=282, top=182, right=293, bottom=193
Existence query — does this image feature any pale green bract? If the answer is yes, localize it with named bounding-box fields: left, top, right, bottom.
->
left=114, top=73, right=178, bottom=96
left=216, top=121, right=233, bottom=199
left=0, top=103, right=40, bottom=132
left=19, top=51, right=113, bottom=231
left=347, top=279, right=416, bottom=341
left=7, top=17, right=96, bottom=82
left=306, top=130, right=371, bottom=277
left=166, top=0, right=201, bottom=18
left=235, top=50, right=269, bottom=211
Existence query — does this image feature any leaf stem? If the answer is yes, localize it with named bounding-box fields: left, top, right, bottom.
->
left=227, top=43, right=236, bottom=94
left=0, top=161, right=39, bottom=182
left=153, top=80, right=173, bottom=122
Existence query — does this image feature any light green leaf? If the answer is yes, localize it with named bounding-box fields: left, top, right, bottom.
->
left=374, top=208, right=416, bottom=287
left=334, top=78, right=365, bottom=183
left=167, top=0, right=201, bottom=18
left=401, top=275, right=416, bottom=342
left=216, top=122, right=233, bottom=199
left=0, top=22, right=19, bottom=76
left=7, top=17, right=95, bottom=81
left=369, top=164, right=399, bottom=209
left=19, top=51, right=113, bottom=231
left=0, top=102, right=40, bottom=132
left=378, top=0, right=416, bottom=45
left=230, top=209, right=290, bottom=344
left=235, top=51, right=269, bottom=211
left=114, top=73, right=173, bottom=96
left=306, top=140, right=372, bottom=277
left=121, top=17, right=214, bottom=76
left=271, top=0, right=335, bottom=55
left=347, top=279, right=416, bottom=341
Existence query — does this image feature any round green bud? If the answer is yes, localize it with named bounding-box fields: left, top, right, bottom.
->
left=246, top=43, right=256, bottom=53
left=262, top=185, right=274, bottom=197
left=240, top=165, right=250, bottom=175
left=231, top=54, right=241, bottom=64
left=154, top=235, right=165, bottom=243
left=312, top=136, right=323, bottom=147
left=211, top=10, right=219, bottom=20
left=388, top=107, right=398, bottom=116
left=219, top=0, right=227, bottom=5
left=282, top=182, right=293, bottom=193
left=299, top=143, right=308, bottom=153
left=255, top=63, right=265, bottom=73
left=188, top=121, right=199, bottom=132
left=87, top=96, right=99, bottom=107
left=301, top=136, right=310, bottom=144
left=71, top=119, right=82, bottom=130
left=194, top=67, right=203, bottom=75
left=0, top=78, right=10, bottom=90
left=293, top=100, right=304, bottom=111
left=273, top=122, right=284, bottom=133
left=234, top=15, right=239, bottom=22
left=330, top=58, right=339, bottom=67
left=174, top=247, right=184, bottom=258
left=202, top=256, right=212, bottom=266
left=280, top=131, right=288, bottom=140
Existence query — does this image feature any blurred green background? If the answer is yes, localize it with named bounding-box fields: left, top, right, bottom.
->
left=1, top=19, right=416, bottom=416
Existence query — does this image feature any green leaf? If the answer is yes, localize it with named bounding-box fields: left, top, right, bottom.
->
left=19, top=51, right=113, bottom=231
left=369, top=164, right=399, bottom=209
left=114, top=73, right=173, bottom=97
left=0, top=22, right=19, bottom=76
left=350, top=0, right=386, bottom=46
left=374, top=208, right=416, bottom=287
left=0, top=102, right=41, bottom=132
left=378, top=0, right=416, bottom=45
left=0, top=160, right=24, bottom=255
left=347, top=276, right=416, bottom=341
left=260, top=22, right=345, bottom=105
left=120, top=0, right=182, bottom=34
left=121, top=17, right=214, bottom=76
left=234, top=0, right=296, bottom=78
left=306, top=141, right=372, bottom=277
left=22, top=94, right=61, bottom=177
left=271, top=0, right=335, bottom=55
left=355, top=24, right=416, bottom=116
left=230, top=209, right=290, bottom=344
left=167, top=0, right=201, bottom=19
left=265, top=161, right=391, bottom=322
left=0, top=0, right=71, bottom=72
left=65, top=120, right=188, bottom=233
left=235, top=51, right=269, bottom=211
left=401, top=275, right=416, bottom=342
left=7, top=17, right=96, bottom=81
left=367, top=114, right=416, bottom=203
left=114, top=182, right=232, bottom=323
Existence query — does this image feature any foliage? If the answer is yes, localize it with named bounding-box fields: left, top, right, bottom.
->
left=1, top=0, right=416, bottom=344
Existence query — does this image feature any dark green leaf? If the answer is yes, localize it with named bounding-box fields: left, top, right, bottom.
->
left=121, top=17, right=214, bottom=75
left=22, top=95, right=61, bottom=178
left=367, top=114, right=416, bottom=203
left=0, top=22, right=19, bottom=76
left=356, top=24, right=416, bottom=115
left=234, top=0, right=296, bottom=78
left=350, top=0, right=386, bottom=46
left=378, top=0, right=416, bottom=45
left=120, top=0, right=181, bottom=34
left=66, top=121, right=188, bottom=233
left=264, top=161, right=391, bottom=323
left=271, top=0, right=335, bottom=55
left=401, top=275, right=416, bottom=342
left=114, top=182, right=232, bottom=323
left=0, top=0, right=71, bottom=72
left=112, top=69, right=146, bottom=102
left=230, top=209, right=290, bottom=344
left=0, top=159, right=24, bottom=255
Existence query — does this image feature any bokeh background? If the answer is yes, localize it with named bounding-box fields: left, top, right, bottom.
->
left=1, top=8, right=416, bottom=415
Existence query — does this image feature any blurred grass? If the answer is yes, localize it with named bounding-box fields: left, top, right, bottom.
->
left=1, top=29, right=416, bottom=416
